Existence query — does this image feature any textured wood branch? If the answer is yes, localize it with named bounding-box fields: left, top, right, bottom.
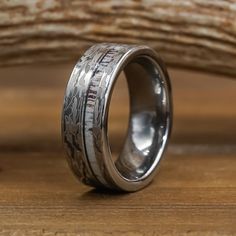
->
left=0, top=0, right=236, bottom=76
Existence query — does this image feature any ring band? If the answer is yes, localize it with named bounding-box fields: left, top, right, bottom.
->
left=62, top=43, right=172, bottom=192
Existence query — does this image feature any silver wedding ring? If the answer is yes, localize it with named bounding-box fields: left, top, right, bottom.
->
left=62, top=43, right=172, bottom=192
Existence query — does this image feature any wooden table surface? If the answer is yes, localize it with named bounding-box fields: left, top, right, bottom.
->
left=0, top=64, right=235, bottom=235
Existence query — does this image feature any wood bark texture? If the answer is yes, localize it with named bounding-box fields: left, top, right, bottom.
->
left=0, top=0, right=236, bottom=76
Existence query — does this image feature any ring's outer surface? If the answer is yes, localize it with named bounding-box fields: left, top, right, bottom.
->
left=61, top=43, right=172, bottom=192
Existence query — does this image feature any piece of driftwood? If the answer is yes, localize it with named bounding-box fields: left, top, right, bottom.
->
left=0, top=0, right=236, bottom=77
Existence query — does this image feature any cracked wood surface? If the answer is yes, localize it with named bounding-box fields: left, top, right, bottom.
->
left=0, top=0, right=236, bottom=77
left=0, top=65, right=235, bottom=235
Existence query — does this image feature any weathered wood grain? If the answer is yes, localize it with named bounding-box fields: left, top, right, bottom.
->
left=0, top=152, right=235, bottom=235
left=0, top=0, right=236, bottom=77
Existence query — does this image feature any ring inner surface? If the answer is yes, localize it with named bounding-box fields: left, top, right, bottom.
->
left=114, top=56, right=168, bottom=181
